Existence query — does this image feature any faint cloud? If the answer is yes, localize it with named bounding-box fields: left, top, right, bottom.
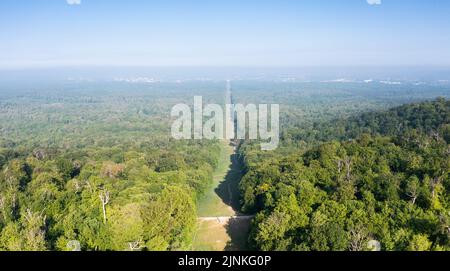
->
left=367, top=0, right=381, bottom=5
left=66, top=0, right=81, bottom=5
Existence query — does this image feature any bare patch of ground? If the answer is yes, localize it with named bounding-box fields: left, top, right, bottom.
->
left=193, top=216, right=253, bottom=251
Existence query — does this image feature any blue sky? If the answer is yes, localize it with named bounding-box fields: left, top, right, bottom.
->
left=1, top=0, right=450, bottom=69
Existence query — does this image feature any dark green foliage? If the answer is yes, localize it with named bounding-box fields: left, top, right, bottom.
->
left=239, top=99, right=450, bottom=251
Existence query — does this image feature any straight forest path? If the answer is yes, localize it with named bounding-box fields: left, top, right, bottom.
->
left=196, top=143, right=240, bottom=217
left=192, top=142, right=253, bottom=251
left=192, top=81, right=253, bottom=251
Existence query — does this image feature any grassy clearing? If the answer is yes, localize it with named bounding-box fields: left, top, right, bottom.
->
left=193, top=141, right=250, bottom=251
left=196, top=142, right=237, bottom=217
left=192, top=217, right=252, bottom=251
left=192, top=219, right=231, bottom=251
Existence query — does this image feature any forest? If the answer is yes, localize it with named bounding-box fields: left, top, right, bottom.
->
left=238, top=97, right=450, bottom=251
left=0, top=82, right=224, bottom=250
left=1, top=80, right=450, bottom=251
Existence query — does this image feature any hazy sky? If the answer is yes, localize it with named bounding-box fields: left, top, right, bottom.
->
left=1, top=0, right=450, bottom=69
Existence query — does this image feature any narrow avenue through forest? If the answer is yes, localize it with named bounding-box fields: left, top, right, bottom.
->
left=192, top=82, right=254, bottom=251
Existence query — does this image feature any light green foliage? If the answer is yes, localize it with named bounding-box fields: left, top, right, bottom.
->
left=0, top=83, right=223, bottom=251
left=408, top=234, right=432, bottom=251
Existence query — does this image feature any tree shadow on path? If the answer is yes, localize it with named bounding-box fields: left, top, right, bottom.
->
left=214, top=149, right=244, bottom=214
left=224, top=217, right=252, bottom=251
left=214, top=144, right=254, bottom=251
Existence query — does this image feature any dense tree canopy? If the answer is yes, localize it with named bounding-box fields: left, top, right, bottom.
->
left=0, top=83, right=224, bottom=251
left=237, top=99, right=450, bottom=251
left=2, top=80, right=450, bottom=251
